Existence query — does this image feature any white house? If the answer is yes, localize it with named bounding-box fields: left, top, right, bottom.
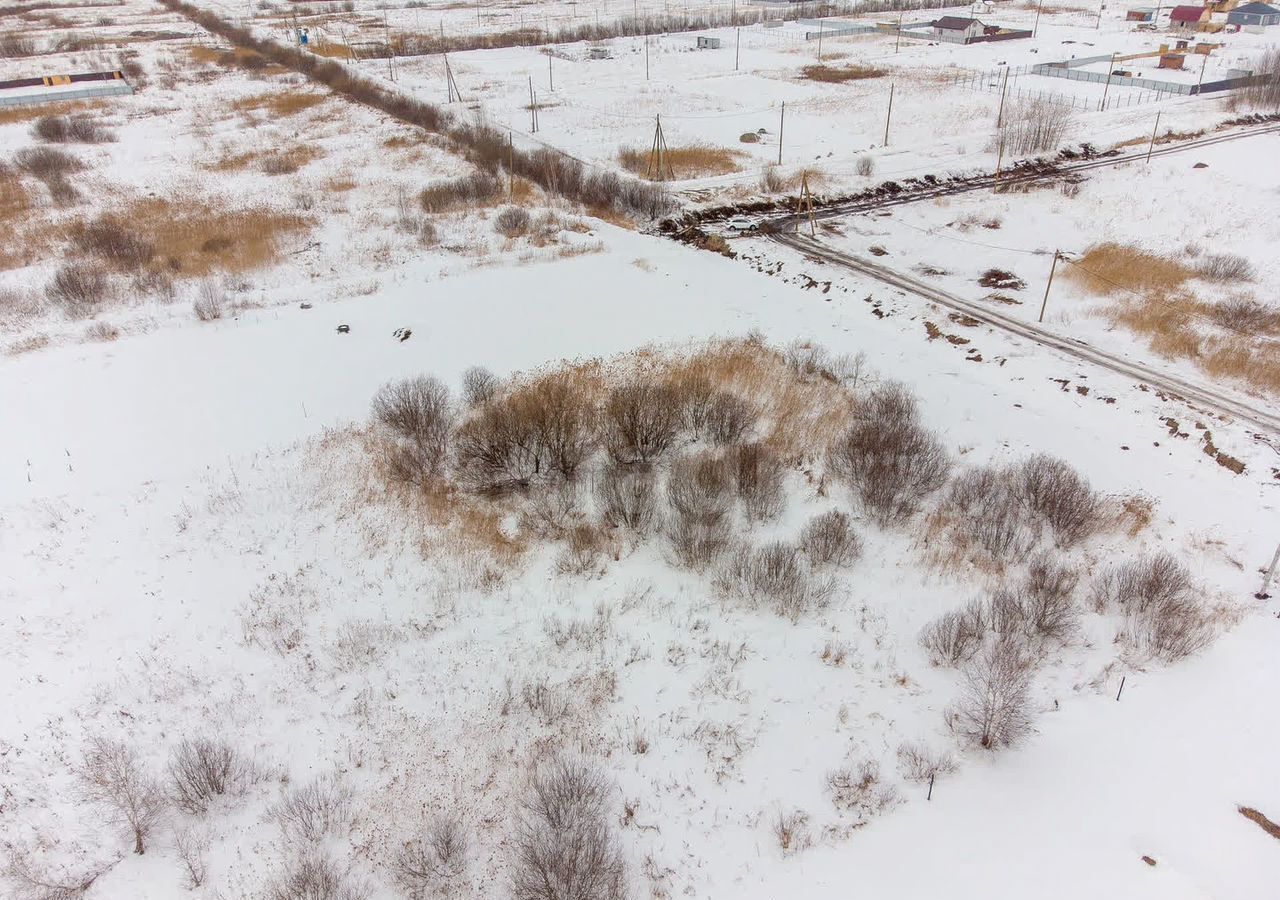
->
left=931, top=16, right=986, bottom=39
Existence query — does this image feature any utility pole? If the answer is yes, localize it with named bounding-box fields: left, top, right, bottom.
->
left=1196, top=52, right=1208, bottom=92
left=1033, top=0, right=1045, bottom=37
left=1039, top=250, right=1060, bottom=323
left=817, top=19, right=824, bottom=62
left=895, top=11, right=903, bottom=53
left=528, top=75, right=538, bottom=131
left=647, top=114, right=673, bottom=180
left=508, top=129, right=514, bottom=197
left=548, top=51, right=553, bottom=91
left=1100, top=51, right=1117, bottom=110
left=883, top=82, right=894, bottom=145
left=735, top=26, right=740, bottom=71
left=1146, top=109, right=1161, bottom=163
left=1256, top=542, right=1280, bottom=599
left=777, top=101, right=785, bottom=165
left=996, top=68, right=1010, bottom=129
left=1096, top=0, right=1104, bottom=28
left=797, top=170, right=816, bottom=236
left=645, top=35, right=650, bottom=80
left=383, top=11, right=394, bottom=81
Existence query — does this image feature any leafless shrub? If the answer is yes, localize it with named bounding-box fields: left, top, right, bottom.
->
left=79, top=321, right=117, bottom=344
left=819, top=638, right=852, bottom=666
left=70, top=216, right=155, bottom=270
left=947, top=465, right=1036, bottom=561
left=46, top=264, right=109, bottom=318
left=895, top=740, right=957, bottom=783
left=271, top=775, right=353, bottom=843
left=33, top=114, right=115, bottom=144
left=454, top=393, right=542, bottom=493
left=672, top=371, right=715, bottom=435
left=987, top=586, right=1028, bottom=638
left=1197, top=253, right=1255, bottom=283
left=1208, top=297, right=1280, bottom=334
left=772, top=810, right=810, bottom=855
left=461, top=365, right=498, bottom=407
left=716, top=541, right=833, bottom=621
left=1089, top=553, right=1192, bottom=614
left=396, top=813, right=468, bottom=897
left=524, top=374, right=599, bottom=481
left=556, top=523, right=607, bottom=576
left=526, top=480, right=583, bottom=537
left=997, top=97, right=1072, bottom=155
left=826, top=760, right=899, bottom=820
left=494, top=205, right=532, bottom=238
left=666, top=516, right=730, bottom=569
left=800, top=510, right=862, bottom=568
left=1093, top=554, right=1211, bottom=661
left=758, top=165, right=785, bottom=193
left=950, top=641, right=1033, bottom=750
left=521, top=677, right=572, bottom=725
left=1022, top=551, right=1079, bottom=641
left=267, top=852, right=369, bottom=900
left=919, top=599, right=986, bottom=666
left=5, top=853, right=111, bottom=900
left=605, top=381, right=684, bottom=464
left=728, top=442, right=784, bottom=521
left=667, top=451, right=733, bottom=527
left=192, top=280, right=225, bottom=321
left=174, top=824, right=210, bottom=889
left=828, top=383, right=950, bottom=525
left=703, top=392, right=757, bottom=445
left=15, top=147, right=84, bottom=179
left=511, top=757, right=626, bottom=900
left=0, top=32, right=38, bottom=58
left=419, top=172, right=502, bottom=213
left=77, top=736, right=166, bottom=854
left=855, top=155, right=875, bottom=177
left=1015, top=454, right=1101, bottom=547
left=595, top=461, right=657, bottom=533
left=372, top=376, right=455, bottom=485
left=1238, top=46, right=1280, bottom=110
left=168, top=737, right=246, bottom=814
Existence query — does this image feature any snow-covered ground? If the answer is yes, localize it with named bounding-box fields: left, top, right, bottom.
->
left=3, top=1, right=1279, bottom=899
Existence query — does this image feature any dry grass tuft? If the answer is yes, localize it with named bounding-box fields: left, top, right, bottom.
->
left=230, top=91, right=327, bottom=118
left=66, top=198, right=309, bottom=278
left=617, top=143, right=744, bottom=180
left=800, top=63, right=888, bottom=83
left=1066, top=243, right=1196, bottom=296
left=0, top=166, right=36, bottom=269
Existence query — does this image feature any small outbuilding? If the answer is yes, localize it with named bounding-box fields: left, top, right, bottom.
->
left=695, top=36, right=722, bottom=49
left=931, top=16, right=986, bottom=39
left=1127, top=7, right=1157, bottom=21
left=1169, top=4, right=1211, bottom=30
left=1226, top=1, right=1280, bottom=25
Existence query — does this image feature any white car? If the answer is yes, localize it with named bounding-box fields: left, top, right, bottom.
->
left=725, top=215, right=758, bottom=232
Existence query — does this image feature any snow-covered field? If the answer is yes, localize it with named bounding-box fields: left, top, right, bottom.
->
left=3, top=1, right=1279, bottom=899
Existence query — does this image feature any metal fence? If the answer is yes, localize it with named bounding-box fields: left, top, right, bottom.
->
left=947, top=63, right=1200, bottom=110
left=0, top=82, right=133, bottom=107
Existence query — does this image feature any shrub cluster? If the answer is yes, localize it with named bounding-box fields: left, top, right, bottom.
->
left=1091, top=554, right=1211, bottom=661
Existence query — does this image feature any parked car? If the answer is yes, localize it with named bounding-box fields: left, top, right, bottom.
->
left=726, top=215, right=759, bottom=232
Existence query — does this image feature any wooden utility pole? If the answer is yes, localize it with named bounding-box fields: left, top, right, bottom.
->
left=383, top=11, right=394, bottom=81
left=883, top=82, right=894, bottom=145
left=645, top=35, right=650, bottom=80
left=1039, top=250, right=1060, bottom=323
left=796, top=170, right=816, bottom=236
left=1196, top=52, right=1209, bottom=91
left=1100, top=51, right=1117, bottom=110
left=1096, top=0, right=1104, bottom=28
left=1146, top=109, right=1162, bottom=163
left=528, top=75, right=538, bottom=131
left=548, top=51, right=554, bottom=91
left=777, top=101, right=785, bottom=165
left=647, top=114, right=673, bottom=180
left=817, top=19, right=824, bottom=62
left=735, top=26, right=740, bottom=71
left=895, top=11, right=903, bottom=53
left=443, top=53, right=460, bottom=102
left=508, top=129, right=514, bottom=197
left=1033, top=0, right=1045, bottom=37
left=1256, top=543, right=1280, bottom=599
left=995, top=135, right=1005, bottom=182
left=996, top=68, right=1010, bottom=129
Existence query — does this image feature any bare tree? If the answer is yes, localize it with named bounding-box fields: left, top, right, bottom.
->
left=77, top=736, right=166, bottom=854
left=510, top=757, right=626, bottom=900
left=799, top=510, right=862, bottom=568
left=6, top=852, right=114, bottom=900
left=996, top=97, right=1073, bottom=155
left=174, top=824, right=210, bottom=889
left=271, top=775, right=353, bottom=844
left=371, top=376, right=455, bottom=484
left=950, top=641, right=1034, bottom=750
left=461, top=366, right=499, bottom=407
left=594, top=462, right=657, bottom=533
left=1015, top=454, right=1100, bottom=548
left=267, top=852, right=369, bottom=900
left=604, top=381, right=684, bottom=464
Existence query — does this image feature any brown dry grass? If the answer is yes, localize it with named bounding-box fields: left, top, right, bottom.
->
left=1239, top=806, right=1280, bottom=841
left=207, top=144, right=323, bottom=175
left=1069, top=243, right=1280, bottom=395
left=187, top=44, right=285, bottom=74
left=0, top=100, right=103, bottom=126
left=0, top=170, right=35, bottom=270
left=1066, top=243, right=1196, bottom=296
left=617, top=143, right=744, bottom=180
left=230, top=91, right=327, bottom=118
left=801, top=63, right=888, bottom=83
left=68, top=197, right=310, bottom=278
